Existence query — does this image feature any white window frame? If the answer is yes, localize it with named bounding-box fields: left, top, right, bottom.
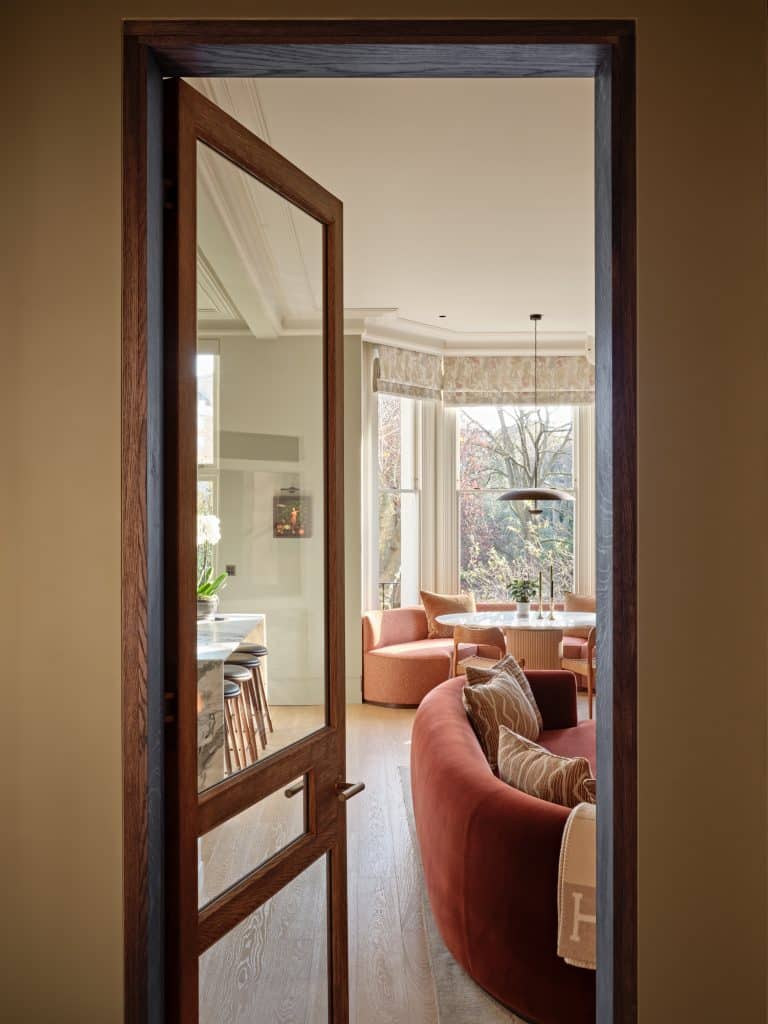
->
left=573, top=403, right=596, bottom=595
left=362, top=346, right=436, bottom=610
left=196, top=340, right=220, bottom=471
left=197, top=339, right=221, bottom=567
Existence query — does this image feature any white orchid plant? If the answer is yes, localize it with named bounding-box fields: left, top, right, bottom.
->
left=197, top=514, right=227, bottom=600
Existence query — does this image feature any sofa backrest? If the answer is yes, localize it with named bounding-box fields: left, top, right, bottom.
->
left=564, top=592, right=596, bottom=612
left=363, top=600, right=569, bottom=652
left=362, top=606, right=428, bottom=652
left=477, top=600, right=566, bottom=612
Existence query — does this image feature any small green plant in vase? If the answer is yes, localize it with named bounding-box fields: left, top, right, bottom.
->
left=197, top=514, right=227, bottom=621
left=508, top=578, right=537, bottom=618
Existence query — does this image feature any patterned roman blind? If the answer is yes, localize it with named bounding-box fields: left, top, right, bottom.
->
left=442, top=354, right=594, bottom=406
left=372, top=344, right=443, bottom=402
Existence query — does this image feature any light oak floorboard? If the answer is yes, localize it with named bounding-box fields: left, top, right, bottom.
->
left=199, top=703, right=438, bottom=1023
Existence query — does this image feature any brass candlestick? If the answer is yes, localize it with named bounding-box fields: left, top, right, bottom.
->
left=548, top=563, right=556, bottom=619
left=537, top=571, right=544, bottom=619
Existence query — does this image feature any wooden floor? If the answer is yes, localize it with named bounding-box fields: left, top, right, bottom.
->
left=198, top=704, right=435, bottom=1023
left=347, top=706, right=437, bottom=1024
left=199, top=695, right=592, bottom=1022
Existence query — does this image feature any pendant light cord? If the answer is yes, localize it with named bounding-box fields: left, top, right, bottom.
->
left=533, top=314, right=538, bottom=489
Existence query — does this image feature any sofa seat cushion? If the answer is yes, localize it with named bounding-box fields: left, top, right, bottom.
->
left=539, top=720, right=596, bottom=776
left=561, top=636, right=589, bottom=659
left=363, top=641, right=477, bottom=706
left=370, top=639, right=477, bottom=661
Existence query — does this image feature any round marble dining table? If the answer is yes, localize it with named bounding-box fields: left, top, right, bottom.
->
left=435, top=610, right=596, bottom=670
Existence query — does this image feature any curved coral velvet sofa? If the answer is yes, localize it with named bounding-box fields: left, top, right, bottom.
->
left=411, top=672, right=596, bottom=1024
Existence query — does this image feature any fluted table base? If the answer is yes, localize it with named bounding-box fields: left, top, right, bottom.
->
left=503, top=626, right=563, bottom=669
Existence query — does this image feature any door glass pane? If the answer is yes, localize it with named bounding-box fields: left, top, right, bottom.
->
left=196, top=141, right=326, bottom=792
left=199, top=854, right=328, bottom=1023
left=198, top=775, right=307, bottom=909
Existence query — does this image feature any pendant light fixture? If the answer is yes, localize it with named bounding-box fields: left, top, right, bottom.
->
left=498, top=313, right=573, bottom=516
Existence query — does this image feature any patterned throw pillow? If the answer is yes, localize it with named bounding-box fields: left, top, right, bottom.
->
left=465, top=654, right=543, bottom=732
left=420, top=589, right=477, bottom=639
left=463, top=670, right=540, bottom=770
left=497, top=726, right=596, bottom=808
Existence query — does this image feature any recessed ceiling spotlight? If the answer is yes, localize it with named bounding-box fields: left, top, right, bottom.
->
left=438, top=314, right=447, bottom=318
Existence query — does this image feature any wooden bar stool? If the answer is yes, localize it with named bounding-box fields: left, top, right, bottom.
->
left=226, top=652, right=269, bottom=748
left=223, top=666, right=258, bottom=770
left=235, top=643, right=274, bottom=735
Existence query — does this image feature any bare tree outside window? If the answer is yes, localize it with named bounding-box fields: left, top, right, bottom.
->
left=458, top=406, right=575, bottom=600
left=377, top=394, right=420, bottom=609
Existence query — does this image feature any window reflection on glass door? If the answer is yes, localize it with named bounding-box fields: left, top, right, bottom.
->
left=195, top=140, right=328, bottom=795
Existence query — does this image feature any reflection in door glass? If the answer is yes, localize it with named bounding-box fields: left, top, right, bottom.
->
left=198, top=775, right=307, bottom=909
left=195, top=141, right=326, bottom=793
left=199, top=854, right=328, bottom=1023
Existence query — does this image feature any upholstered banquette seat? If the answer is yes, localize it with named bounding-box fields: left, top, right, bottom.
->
left=362, top=602, right=565, bottom=706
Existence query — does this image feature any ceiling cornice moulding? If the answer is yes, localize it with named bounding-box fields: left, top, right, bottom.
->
left=281, top=308, right=399, bottom=335
left=362, top=314, right=593, bottom=358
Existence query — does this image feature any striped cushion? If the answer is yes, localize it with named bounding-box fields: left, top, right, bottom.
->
left=465, top=654, right=543, bottom=732
left=463, top=670, right=540, bottom=770
left=497, top=726, right=596, bottom=808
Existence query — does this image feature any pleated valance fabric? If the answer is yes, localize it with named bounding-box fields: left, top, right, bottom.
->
left=372, top=344, right=443, bottom=401
left=370, top=344, right=594, bottom=406
left=442, top=354, right=594, bottom=406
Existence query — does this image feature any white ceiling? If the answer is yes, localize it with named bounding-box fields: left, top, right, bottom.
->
left=193, top=77, right=594, bottom=341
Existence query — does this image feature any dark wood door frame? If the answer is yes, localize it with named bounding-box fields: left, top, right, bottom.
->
left=122, top=19, right=636, bottom=1024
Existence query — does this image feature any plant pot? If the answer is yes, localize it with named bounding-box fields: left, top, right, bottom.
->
left=516, top=602, right=531, bottom=619
left=197, top=595, right=219, bottom=622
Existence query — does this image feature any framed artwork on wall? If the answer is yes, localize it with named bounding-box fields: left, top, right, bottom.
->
left=273, top=487, right=312, bottom=538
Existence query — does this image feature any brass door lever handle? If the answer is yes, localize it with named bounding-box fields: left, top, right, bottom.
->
left=335, top=781, right=365, bottom=802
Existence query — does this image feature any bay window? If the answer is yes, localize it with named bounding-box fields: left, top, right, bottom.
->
left=362, top=340, right=594, bottom=611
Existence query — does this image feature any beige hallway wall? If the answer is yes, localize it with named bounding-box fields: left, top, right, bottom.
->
left=1, top=2, right=766, bottom=1022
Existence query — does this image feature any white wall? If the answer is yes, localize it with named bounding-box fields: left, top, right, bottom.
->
left=216, top=332, right=363, bottom=704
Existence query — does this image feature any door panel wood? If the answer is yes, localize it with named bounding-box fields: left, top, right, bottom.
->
left=162, top=78, right=347, bottom=1023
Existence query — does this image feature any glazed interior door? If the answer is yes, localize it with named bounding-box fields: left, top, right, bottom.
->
left=163, top=79, right=354, bottom=1022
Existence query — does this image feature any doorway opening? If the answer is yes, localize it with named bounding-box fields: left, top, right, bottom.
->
left=122, top=21, right=636, bottom=1024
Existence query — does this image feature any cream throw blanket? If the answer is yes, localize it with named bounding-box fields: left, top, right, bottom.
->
left=557, top=802, right=596, bottom=969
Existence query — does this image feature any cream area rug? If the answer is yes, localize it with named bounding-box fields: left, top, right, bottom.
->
left=397, top=766, right=525, bottom=1023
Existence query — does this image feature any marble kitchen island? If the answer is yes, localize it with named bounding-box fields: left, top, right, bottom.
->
left=197, top=613, right=265, bottom=791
